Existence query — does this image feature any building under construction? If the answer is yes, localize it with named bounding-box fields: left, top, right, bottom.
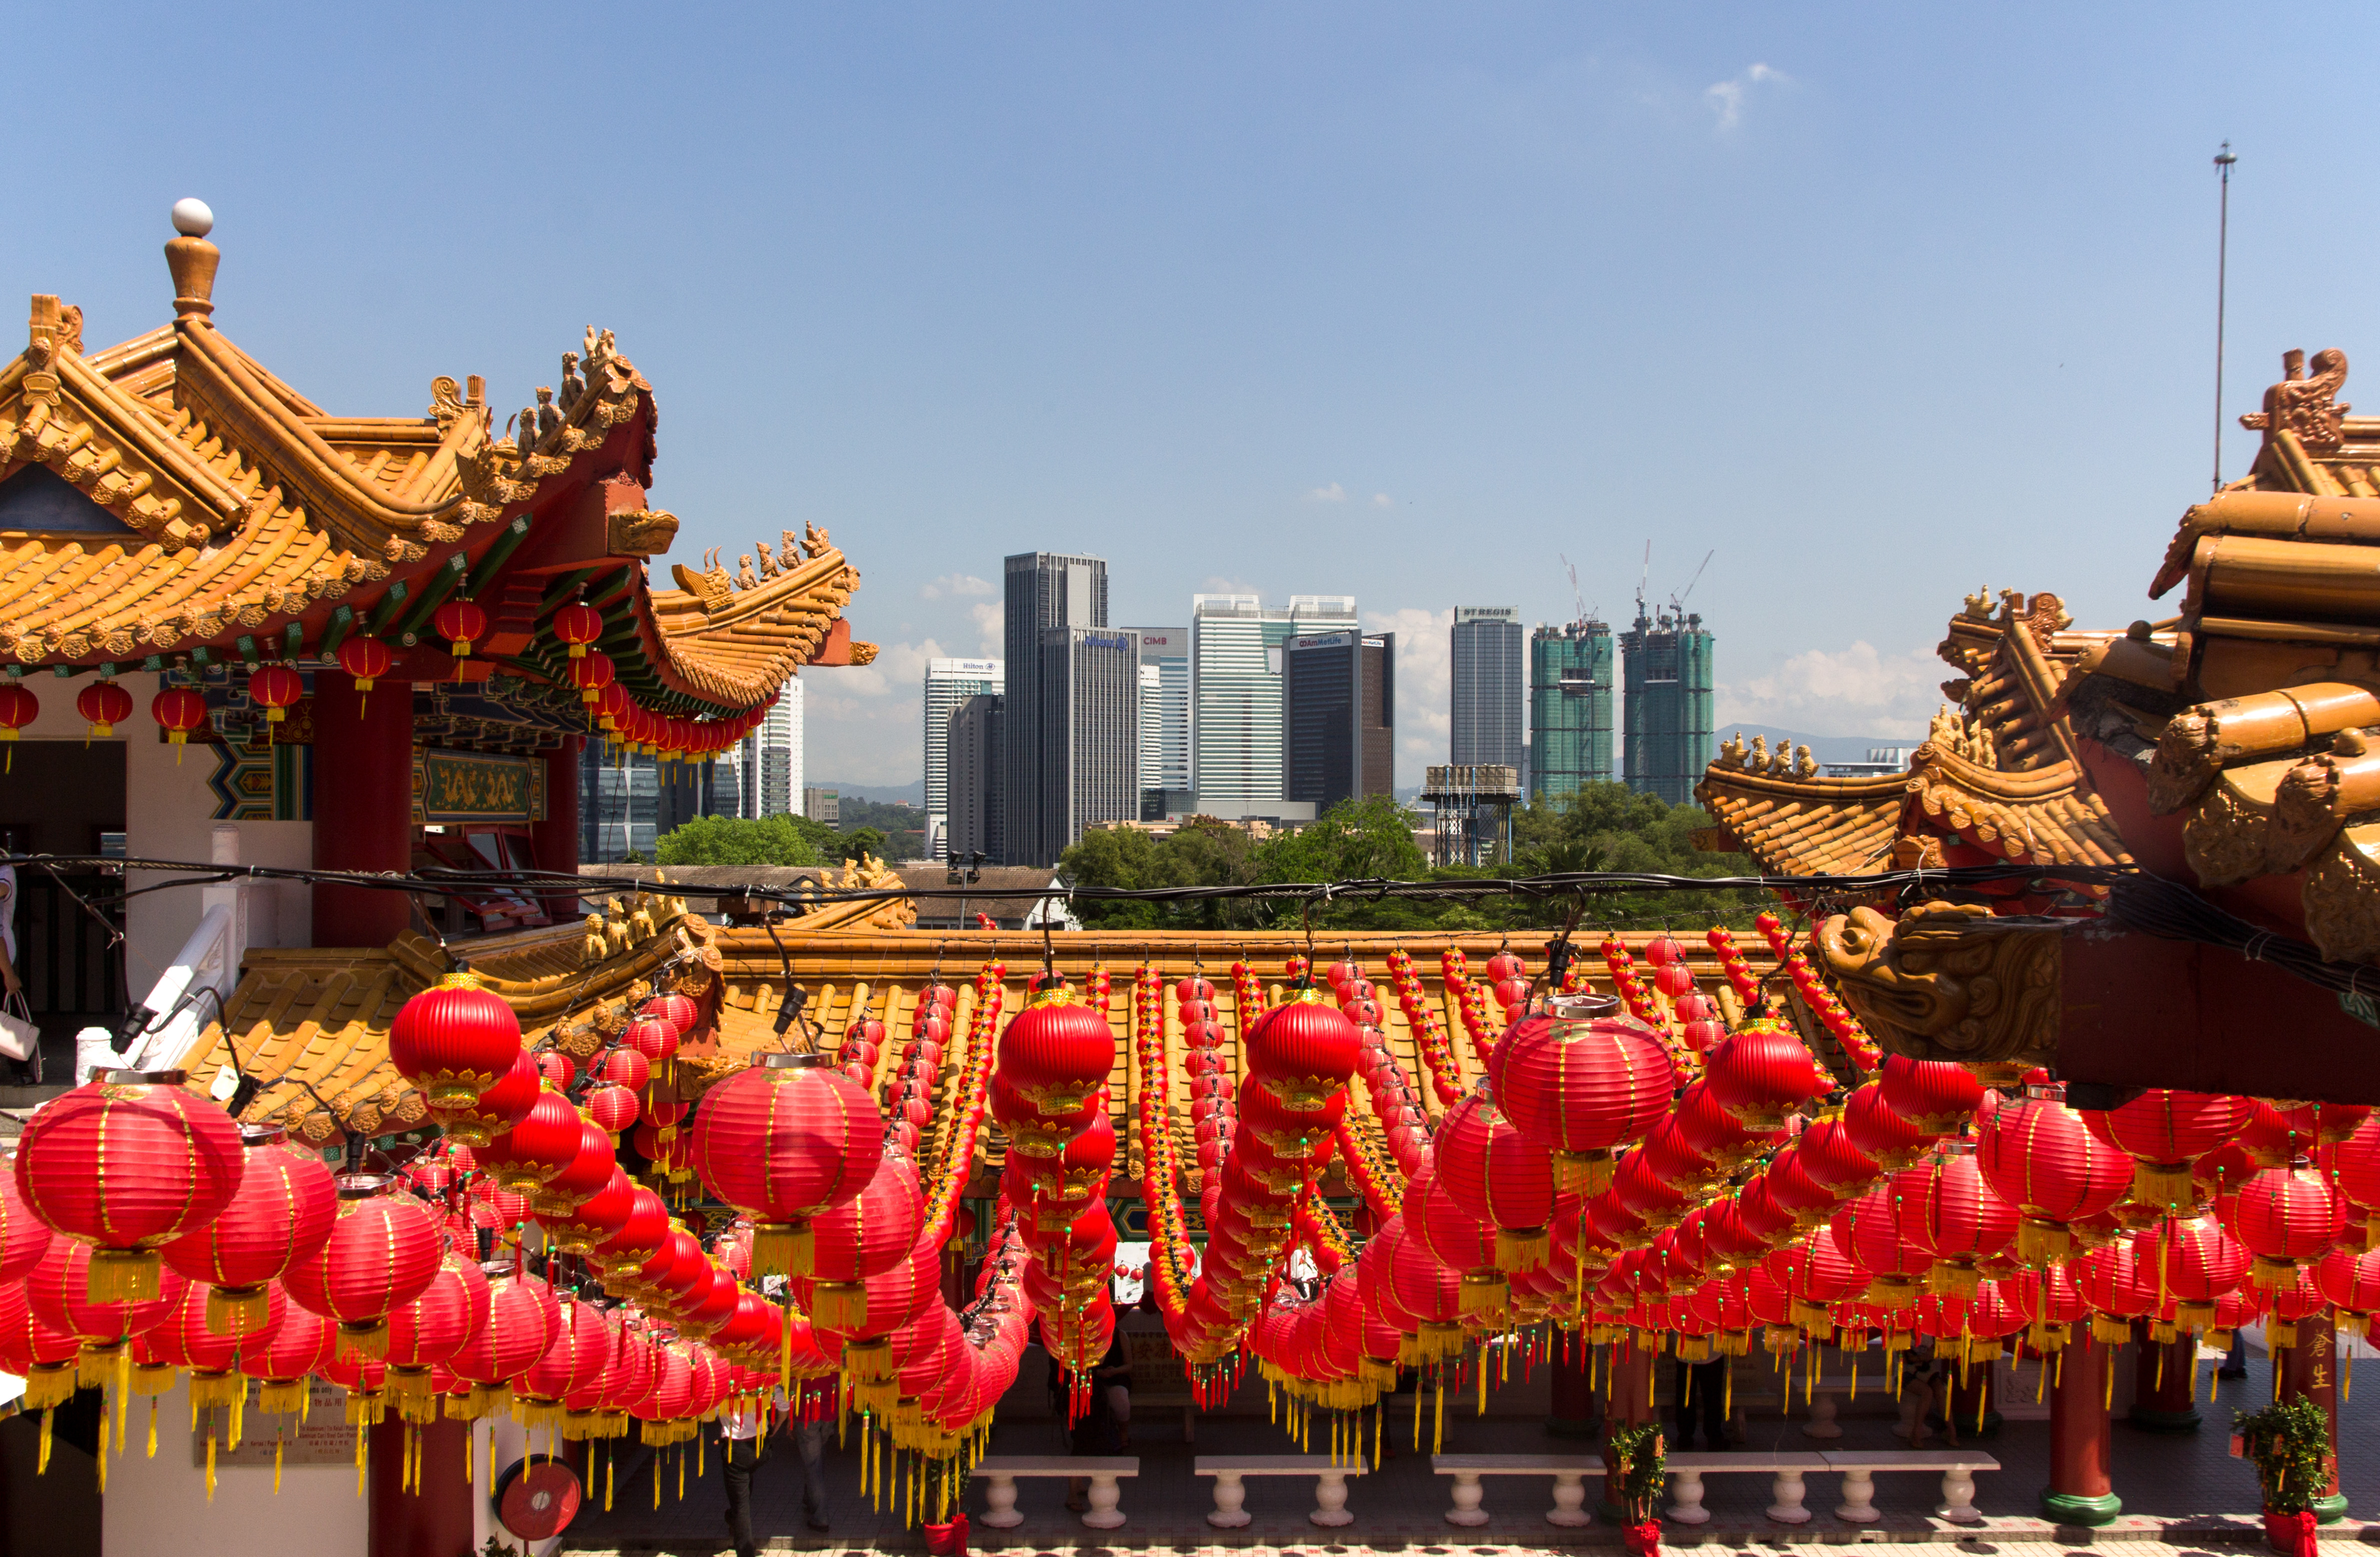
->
left=1528, top=617, right=1613, bottom=802
left=1621, top=606, right=1715, bottom=805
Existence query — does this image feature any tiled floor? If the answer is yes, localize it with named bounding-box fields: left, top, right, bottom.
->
left=559, top=1348, right=2380, bottom=1555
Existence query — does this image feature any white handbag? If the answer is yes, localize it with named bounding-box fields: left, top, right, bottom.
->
left=0, top=994, right=36, bottom=1063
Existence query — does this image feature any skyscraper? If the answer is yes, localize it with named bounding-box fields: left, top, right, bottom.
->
left=1127, top=626, right=1189, bottom=818
left=923, top=658, right=1001, bottom=858
left=1283, top=631, right=1394, bottom=814
left=1622, top=608, right=1715, bottom=805
left=1449, top=607, right=1525, bottom=773
left=758, top=679, right=803, bottom=817
left=1529, top=619, right=1614, bottom=802
left=1002, top=553, right=1108, bottom=864
left=947, top=693, right=1004, bottom=864
left=1036, top=626, right=1141, bottom=860
left=1190, top=595, right=1358, bottom=807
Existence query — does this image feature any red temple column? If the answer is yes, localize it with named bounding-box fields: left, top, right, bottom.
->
left=2042, top=1339, right=2121, bottom=1525
left=2129, top=1327, right=2201, bottom=1433
left=532, top=736, right=583, bottom=922
left=2278, top=1313, right=2347, bottom=1521
left=369, top=1418, right=472, bottom=1557
left=313, top=668, right=414, bottom=948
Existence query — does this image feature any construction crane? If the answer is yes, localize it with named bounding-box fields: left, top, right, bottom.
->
left=1635, top=541, right=1652, bottom=627
left=1558, top=553, right=1586, bottom=624
left=1671, top=549, right=1714, bottom=619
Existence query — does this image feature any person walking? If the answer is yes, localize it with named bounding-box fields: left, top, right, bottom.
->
left=1670, top=1356, right=1729, bottom=1449
left=792, top=1374, right=835, bottom=1531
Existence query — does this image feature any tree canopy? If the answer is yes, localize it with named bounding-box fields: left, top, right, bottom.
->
left=654, top=813, right=834, bottom=867
left=1058, top=782, right=1757, bottom=933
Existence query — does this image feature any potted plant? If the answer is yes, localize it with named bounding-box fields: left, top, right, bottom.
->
left=2234, top=1397, right=2332, bottom=1557
left=1608, top=1421, right=1667, bottom=1555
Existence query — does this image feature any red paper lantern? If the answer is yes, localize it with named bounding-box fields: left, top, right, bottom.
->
left=1891, top=1148, right=2018, bottom=1293
left=1877, top=1055, right=1984, bottom=1134
left=691, top=1052, right=883, bottom=1276
left=2137, top=1215, right=2251, bottom=1331
left=553, top=601, right=604, bottom=659
left=2081, top=1089, right=2255, bottom=1213
left=0, top=681, right=38, bottom=759
left=0, top=1157, right=54, bottom=1284
left=517, top=1298, right=617, bottom=1425
left=26, top=1236, right=188, bottom=1352
left=1704, top=1019, right=1828, bottom=1130
left=1975, top=1085, right=2134, bottom=1265
left=434, top=598, right=489, bottom=660
left=590, top=1184, right=673, bottom=1288
left=150, top=685, right=209, bottom=759
left=160, top=1122, right=337, bottom=1334
left=1493, top=996, right=1677, bottom=1193
left=996, top=982, right=1115, bottom=1115
left=540, top=1164, right=639, bottom=1255
left=336, top=634, right=393, bottom=695
left=237, top=1305, right=338, bottom=1412
left=646, top=991, right=701, bottom=1037
left=449, top=1268, right=563, bottom=1407
left=444, top=1047, right=542, bottom=1150
left=571, top=650, right=615, bottom=708
left=1245, top=992, right=1363, bottom=1109
left=480, top=1086, right=583, bottom=1188
left=596, top=680, right=634, bottom=733
left=384, top=1250, right=493, bottom=1404
left=1842, top=1080, right=1931, bottom=1169
left=529, top=1113, right=619, bottom=1216
left=2231, top=1162, right=2348, bottom=1288
left=248, top=664, right=302, bottom=724
left=1829, top=1182, right=1931, bottom=1306
left=389, top=968, right=524, bottom=1123
left=279, top=1174, right=444, bottom=1358
left=801, top=1151, right=926, bottom=1331
left=76, top=677, right=133, bottom=738
left=2314, top=1245, right=2380, bottom=1331
left=586, top=1084, right=642, bottom=1139
left=14, top=1067, right=245, bottom=1302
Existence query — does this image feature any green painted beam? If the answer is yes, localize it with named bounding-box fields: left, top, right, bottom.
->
left=465, top=515, right=534, bottom=598
left=318, top=605, right=357, bottom=657
left=366, top=580, right=411, bottom=638
left=283, top=622, right=304, bottom=661
left=392, top=553, right=469, bottom=647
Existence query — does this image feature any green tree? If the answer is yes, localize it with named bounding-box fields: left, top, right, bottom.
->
left=654, top=814, right=829, bottom=867
left=839, top=825, right=888, bottom=862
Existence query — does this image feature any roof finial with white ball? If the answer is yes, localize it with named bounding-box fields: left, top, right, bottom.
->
left=165, top=197, right=220, bottom=321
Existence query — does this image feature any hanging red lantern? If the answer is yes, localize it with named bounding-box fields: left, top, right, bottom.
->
left=1831, top=1181, right=1931, bottom=1306
left=1877, top=1055, right=1984, bottom=1134
left=646, top=990, right=701, bottom=1038
left=597, top=680, right=634, bottom=734
left=1843, top=1080, right=1933, bottom=1169
left=1891, top=1147, right=2018, bottom=1294
left=434, top=598, right=488, bottom=660
left=2231, top=1161, right=2348, bottom=1287
left=14, top=1066, right=245, bottom=1302
left=0, top=1161, right=54, bottom=1284
left=248, top=663, right=302, bottom=724
left=537, top=1164, right=638, bottom=1255
left=2313, top=1245, right=2380, bottom=1338
left=589, top=1184, right=673, bottom=1288
left=449, top=1267, right=562, bottom=1413
left=586, top=1083, right=641, bottom=1140
left=1974, top=1083, right=2134, bottom=1265
left=1245, top=990, right=1363, bottom=1110
left=160, top=1123, right=337, bottom=1334
left=796, top=1151, right=923, bottom=1332
left=383, top=1250, right=492, bottom=1407
left=236, top=1305, right=337, bottom=1413
left=389, top=968, right=524, bottom=1121
left=529, top=1113, right=618, bottom=1216
left=0, top=681, right=37, bottom=766
left=1704, top=1019, right=1829, bottom=1130
left=2138, top=1214, right=2251, bottom=1331
left=75, top=677, right=133, bottom=739
left=597, top=1046, right=651, bottom=1093
left=279, top=1174, right=444, bottom=1358
left=1493, top=995, right=1676, bottom=1193
left=691, top=1052, right=883, bottom=1276
left=150, top=685, right=208, bottom=760
left=2081, top=1089, right=2255, bottom=1213
left=997, top=980, right=1115, bottom=1117
left=335, top=635, right=393, bottom=711
left=552, top=601, right=604, bottom=659
left=571, top=649, right=615, bottom=707
left=439, top=1047, right=542, bottom=1150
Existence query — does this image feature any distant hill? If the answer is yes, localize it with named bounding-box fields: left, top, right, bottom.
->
left=813, top=780, right=926, bottom=805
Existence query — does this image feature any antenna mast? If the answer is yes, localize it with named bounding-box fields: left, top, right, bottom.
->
left=2214, top=141, right=2237, bottom=493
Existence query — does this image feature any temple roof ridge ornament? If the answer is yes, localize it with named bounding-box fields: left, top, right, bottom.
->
left=2240, top=347, right=2351, bottom=452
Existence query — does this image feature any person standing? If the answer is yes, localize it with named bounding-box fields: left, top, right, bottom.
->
left=793, top=1374, right=835, bottom=1531
left=719, top=1386, right=785, bottom=1557
left=1670, top=1355, right=1729, bottom=1450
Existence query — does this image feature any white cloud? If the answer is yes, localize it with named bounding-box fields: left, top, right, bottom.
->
left=1372, top=493, right=1392, bottom=508
left=1715, top=640, right=1941, bottom=740
left=1366, top=606, right=1453, bottom=772
left=969, top=601, right=1002, bottom=657
left=919, top=573, right=994, bottom=600
left=1705, top=62, right=1786, bottom=132
left=1306, top=482, right=1348, bottom=503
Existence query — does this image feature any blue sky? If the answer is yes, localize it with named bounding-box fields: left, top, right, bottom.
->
left=11, top=4, right=2374, bottom=787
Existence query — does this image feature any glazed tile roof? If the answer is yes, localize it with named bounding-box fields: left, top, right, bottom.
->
left=0, top=228, right=867, bottom=719
left=1697, top=591, right=2133, bottom=895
